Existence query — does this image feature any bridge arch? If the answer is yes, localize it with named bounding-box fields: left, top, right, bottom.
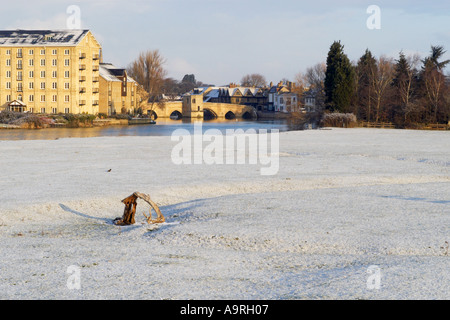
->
left=203, top=108, right=218, bottom=120
left=225, top=111, right=236, bottom=120
left=170, top=110, right=182, bottom=120
left=147, top=110, right=158, bottom=120
left=242, top=111, right=253, bottom=119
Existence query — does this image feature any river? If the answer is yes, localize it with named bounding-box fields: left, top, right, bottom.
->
left=0, top=119, right=290, bottom=141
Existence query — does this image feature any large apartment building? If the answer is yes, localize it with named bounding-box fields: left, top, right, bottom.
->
left=0, top=29, right=102, bottom=114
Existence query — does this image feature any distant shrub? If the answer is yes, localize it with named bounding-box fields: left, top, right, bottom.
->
left=63, top=113, right=96, bottom=127
left=0, top=110, right=22, bottom=124
left=321, top=112, right=357, bottom=128
left=14, top=115, right=46, bottom=128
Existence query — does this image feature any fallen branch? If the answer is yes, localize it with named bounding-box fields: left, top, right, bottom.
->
left=113, top=192, right=164, bottom=226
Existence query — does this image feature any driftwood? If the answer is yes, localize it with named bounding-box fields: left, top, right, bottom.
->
left=113, top=192, right=165, bottom=226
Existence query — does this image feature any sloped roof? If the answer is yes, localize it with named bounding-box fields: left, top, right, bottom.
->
left=0, top=29, right=91, bottom=47
left=100, top=63, right=136, bottom=83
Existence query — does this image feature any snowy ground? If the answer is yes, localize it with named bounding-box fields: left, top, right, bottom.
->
left=0, top=128, right=448, bottom=299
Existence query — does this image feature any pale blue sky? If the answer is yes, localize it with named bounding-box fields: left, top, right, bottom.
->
left=2, top=0, right=449, bottom=85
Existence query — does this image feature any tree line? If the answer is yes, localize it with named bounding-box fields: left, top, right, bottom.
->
left=126, top=45, right=450, bottom=126
left=310, top=41, right=450, bottom=126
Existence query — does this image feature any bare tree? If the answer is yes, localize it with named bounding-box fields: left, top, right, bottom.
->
left=370, top=56, right=395, bottom=123
left=421, top=46, right=450, bottom=123
left=240, top=73, right=267, bottom=87
left=127, top=50, right=167, bottom=117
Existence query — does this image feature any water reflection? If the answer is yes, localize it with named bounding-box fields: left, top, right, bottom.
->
left=0, top=118, right=289, bottom=141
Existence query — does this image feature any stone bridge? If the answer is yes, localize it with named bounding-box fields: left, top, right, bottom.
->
left=145, top=101, right=257, bottom=120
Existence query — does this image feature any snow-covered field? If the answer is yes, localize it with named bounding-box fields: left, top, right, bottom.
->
left=0, top=128, right=448, bottom=299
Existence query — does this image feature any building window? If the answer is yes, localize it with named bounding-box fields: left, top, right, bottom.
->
left=6, top=49, right=11, bottom=55
left=40, top=95, right=45, bottom=102
left=64, top=49, right=70, bottom=55
left=52, top=107, right=57, bottom=114
left=40, top=59, right=45, bottom=66
left=65, top=95, right=70, bottom=102
left=52, top=95, right=57, bottom=102
left=29, top=82, right=34, bottom=89
left=29, top=71, right=34, bottom=78
left=17, top=83, right=23, bottom=92
left=65, top=107, right=70, bottom=113
left=29, top=59, right=34, bottom=66
left=64, top=83, right=70, bottom=89
left=64, top=71, right=69, bottom=78
left=52, top=49, right=57, bottom=55
left=40, top=82, right=46, bottom=89
left=52, top=82, right=57, bottom=89
left=52, top=59, right=57, bottom=66
left=6, top=82, right=11, bottom=89
left=29, top=49, right=34, bottom=55
left=40, top=107, right=46, bottom=113
left=6, top=59, right=10, bottom=66
left=17, top=49, right=22, bottom=58
left=6, top=71, right=11, bottom=78
left=29, top=95, right=34, bottom=102
left=40, top=71, right=46, bottom=78
left=64, top=59, right=70, bottom=66
left=6, top=95, right=11, bottom=102
left=52, top=71, right=57, bottom=78
left=40, top=49, right=45, bottom=55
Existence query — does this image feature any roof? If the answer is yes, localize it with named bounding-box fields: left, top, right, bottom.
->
left=0, top=29, right=91, bottom=47
left=9, top=99, right=27, bottom=106
left=100, top=63, right=136, bottom=83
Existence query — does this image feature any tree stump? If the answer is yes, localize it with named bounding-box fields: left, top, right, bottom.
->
left=113, top=192, right=164, bottom=226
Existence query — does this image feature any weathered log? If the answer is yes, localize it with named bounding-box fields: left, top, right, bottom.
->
left=113, top=192, right=164, bottom=226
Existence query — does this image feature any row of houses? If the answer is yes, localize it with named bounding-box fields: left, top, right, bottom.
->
left=0, top=29, right=140, bottom=115
left=180, top=80, right=317, bottom=114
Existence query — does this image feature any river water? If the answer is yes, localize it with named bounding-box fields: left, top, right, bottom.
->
left=0, top=119, right=289, bottom=141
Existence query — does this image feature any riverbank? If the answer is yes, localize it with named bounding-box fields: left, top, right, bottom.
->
left=0, top=128, right=448, bottom=299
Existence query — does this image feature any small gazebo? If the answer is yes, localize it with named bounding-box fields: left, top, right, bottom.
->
left=8, top=100, right=27, bottom=113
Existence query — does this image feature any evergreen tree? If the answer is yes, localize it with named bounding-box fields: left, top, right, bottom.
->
left=356, top=49, right=377, bottom=121
left=324, top=41, right=355, bottom=112
left=392, top=51, right=420, bottom=124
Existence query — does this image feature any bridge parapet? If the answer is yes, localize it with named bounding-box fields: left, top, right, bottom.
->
left=143, top=101, right=256, bottom=119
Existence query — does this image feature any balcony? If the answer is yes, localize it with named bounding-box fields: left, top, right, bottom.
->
left=92, top=65, right=99, bottom=71
left=92, top=100, right=99, bottom=106
left=93, top=54, right=100, bottom=60
left=79, top=64, right=86, bottom=71
left=79, top=76, right=86, bottom=82
left=17, top=64, right=23, bottom=70
left=79, top=53, right=86, bottom=59
left=16, top=53, right=22, bottom=58
left=92, top=88, right=99, bottom=94
left=92, top=77, right=99, bottom=82
left=79, top=88, right=86, bottom=93
left=79, top=100, right=86, bottom=106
